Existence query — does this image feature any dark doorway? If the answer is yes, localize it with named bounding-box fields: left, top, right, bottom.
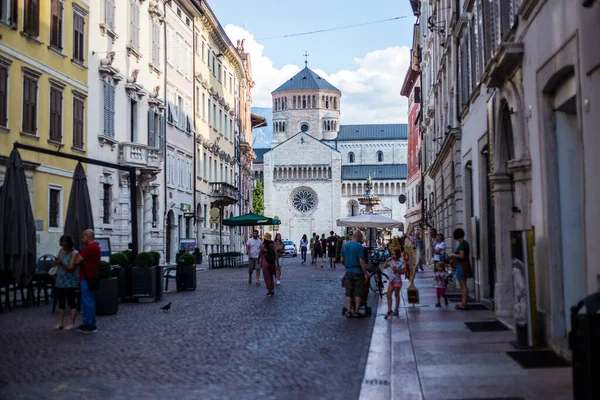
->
left=166, top=212, right=172, bottom=263
left=482, top=145, right=496, bottom=299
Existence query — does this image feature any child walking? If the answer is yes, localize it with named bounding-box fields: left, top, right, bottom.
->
left=384, top=249, right=405, bottom=319
left=434, top=262, right=449, bottom=307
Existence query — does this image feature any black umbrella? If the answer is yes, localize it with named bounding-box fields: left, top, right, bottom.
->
left=0, top=149, right=37, bottom=284
left=64, top=162, right=94, bottom=252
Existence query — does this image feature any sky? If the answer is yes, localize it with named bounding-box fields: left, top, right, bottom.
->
left=208, top=0, right=417, bottom=125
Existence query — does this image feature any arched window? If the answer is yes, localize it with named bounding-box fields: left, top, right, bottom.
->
left=312, top=95, right=316, bottom=109
left=282, top=122, right=285, bottom=132
left=348, top=152, right=355, bottom=163
left=302, top=96, right=307, bottom=109
left=325, top=97, right=329, bottom=109
left=334, top=97, right=337, bottom=110
left=377, top=151, right=383, bottom=162
left=323, top=121, right=326, bottom=130
left=293, top=96, right=296, bottom=109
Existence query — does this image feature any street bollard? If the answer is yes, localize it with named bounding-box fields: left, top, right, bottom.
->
left=569, top=290, right=600, bottom=400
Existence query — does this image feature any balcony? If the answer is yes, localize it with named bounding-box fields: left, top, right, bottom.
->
left=209, top=182, right=239, bottom=208
left=119, top=142, right=161, bottom=170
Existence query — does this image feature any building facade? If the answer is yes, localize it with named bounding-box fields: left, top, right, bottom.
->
left=401, top=20, right=423, bottom=239
left=255, top=66, right=408, bottom=241
left=0, top=0, right=89, bottom=255
left=420, top=0, right=600, bottom=357
left=87, top=0, right=165, bottom=257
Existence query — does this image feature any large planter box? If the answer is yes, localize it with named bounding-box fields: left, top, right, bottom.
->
left=177, top=264, right=197, bottom=291
left=131, top=266, right=159, bottom=298
left=96, top=277, right=119, bottom=316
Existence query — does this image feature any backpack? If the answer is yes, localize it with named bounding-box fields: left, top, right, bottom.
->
left=314, top=239, right=322, bottom=252
left=264, top=244, right=277, bottom=264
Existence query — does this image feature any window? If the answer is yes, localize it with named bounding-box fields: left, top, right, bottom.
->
left=195, top=86, right=200, bottom=114
left=469, top=17, right=478, bottom=90
left=213, top=104, right=216, bottom=127
left=102, top=184, right=111, bottom=224
left=167, top=29, right=173, bottom=64
left=0, top=0, right=18, bottom=26
left=207, top=99, right=211, bottom=125
left=218, top=63, right=222, bottom=82
left=333, top=97, right=337, bottom=110
left=152, top=195, right=158, bottom=228
left=151, top=19, right=160, bottom=67
left=129, top=0, right=140, bottom=50
left=177, top=95, right=183, bottom=129
left=50, top=0, right=63, bottom=50
left=147, top=109, right=163, bottom=149
left=72, top=97, right=84, bottom=149
left=176, top=36, right=183, bottom=72
left=185, top=45, right=192, bottom=79
left=104, top=0, right=115, bottom=31
left=202, top=93, right=206, bottom=120
left=24, top=0, right=40, bottom=37
left=229, top=74, right=233, bottom=93
left=48, top=186, right=62, bottom=228
left=194, top=31, right=199, bottom=54
left=103, top=80, right=115, bottom=137
left=22, top=74, right=38, bottom=135
left=348, top=152, right=355, bottom=163
left=49, top=86, right=62, bottom=142
left=223, top=68, right=227, bottom=89
left=129, top=99, right=137, bottom=142
left=208, top=155, right=212, bottom=181
left=203, top=204, right=207, bottom=228
left=72, top=9, right=85, bottom=63
left=0, top=65, right=7, bottom=128
left=203, top=151, right=207, bottom=180
left=219, top=109, right=222, bottom=132
left=212, top=55, right=216, bottom=76
left=230, top=118, right=233, bottom=137
left=459, top=34, right=470, bottom=107
left=376, top=151, right=383, bottom=162
left=201, top=41, right=205, bottom=62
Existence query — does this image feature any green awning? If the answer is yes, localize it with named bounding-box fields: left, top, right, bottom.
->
left=222, top=212, right=281, bottom=227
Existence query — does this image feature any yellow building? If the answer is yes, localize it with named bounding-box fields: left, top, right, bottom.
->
left=0, top=0, right=89, bottom=255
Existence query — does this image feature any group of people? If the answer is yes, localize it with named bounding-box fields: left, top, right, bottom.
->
left=299, top=231, right=341, bottom=269
left=246, top=230, right=287, bottom=297
left=52, top=229, right=101, bottom=333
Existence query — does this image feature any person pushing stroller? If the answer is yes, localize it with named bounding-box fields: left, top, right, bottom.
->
left=340, top=231, right=369, bottom=318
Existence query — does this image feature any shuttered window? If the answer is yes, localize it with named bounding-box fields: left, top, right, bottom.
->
left=103, top=80, right=115, bottom=137
left=49, top=188, right=60, bottom=228
left=50, top=0, right=63, bottom=49
left=0, top=0, right=19, bottom=26
left=73, top=10, right=85, bottom=63
left=49, top=87, right=63, bottom=142
left=24, top=0, right=39, bottom=37
left=459, top=35, right=470, bottom=107
left=0, top=66, right=7, bottom=128
left=72, top=97, right=84, bottom=149
left=469, top=17, right=478, bottom=90
left=482, top=0, right=496, bottom=65
left=151, top=20, right=160, bottom=66
left=102, top=184, right=111, bottom=224
left=22, top=75, right=37, bottom=135
left=104, top=0, right=115, bottom=31
left=129, top=0, right=140, bottom=50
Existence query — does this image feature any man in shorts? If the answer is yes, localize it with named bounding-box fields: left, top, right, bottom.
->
left=246, top=230, right=262, bottom=285
left=340, top=231, right=369, bottom=318
left=327, top=231, right=338, bottom=269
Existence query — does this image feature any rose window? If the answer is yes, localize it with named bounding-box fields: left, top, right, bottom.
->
left=292, top=189, right=316, bottom=213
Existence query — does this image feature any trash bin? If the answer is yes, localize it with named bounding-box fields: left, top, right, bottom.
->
left=176, top=258, right=197, bottom=291
left=569, top=290, right=600, bottom=400
left=194, top=248, right=203, bottom=265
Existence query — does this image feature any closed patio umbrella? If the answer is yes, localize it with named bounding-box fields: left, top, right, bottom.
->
left=64, top=162, right=94, bottom=252
left=0, top=149, right=37, bottom=284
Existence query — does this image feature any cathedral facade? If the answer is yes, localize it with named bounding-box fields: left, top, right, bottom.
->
left=253, top=65, right=408, bottom=241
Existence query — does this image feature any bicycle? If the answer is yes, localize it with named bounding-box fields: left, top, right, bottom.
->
left=367, top=262, right=388, bottom=299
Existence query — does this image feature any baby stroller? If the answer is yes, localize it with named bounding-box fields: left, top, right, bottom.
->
left=341, top=263, right=377, bottom=317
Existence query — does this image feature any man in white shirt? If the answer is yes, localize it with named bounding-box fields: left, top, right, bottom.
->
left=246, top=229, right=262, bottom=285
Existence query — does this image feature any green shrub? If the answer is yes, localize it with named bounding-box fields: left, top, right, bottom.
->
left=122, top=250, right=134, bottom=265
left=109, top=252, right=130, bottom=268
left=134, top=252, right=156, bottom=268
left=180, top=253, right=195, bottom=266
left=99, top=261, right=112, bottom=279
left=149, top=251, right=161, bottom=266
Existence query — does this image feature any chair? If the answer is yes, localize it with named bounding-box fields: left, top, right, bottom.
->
left=32, top=254, right=56, bottom=306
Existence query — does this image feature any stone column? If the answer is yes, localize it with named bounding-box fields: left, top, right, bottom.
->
left=490, top=173, right=515, bottom=318
left=118, top=172, right=132, bottom=252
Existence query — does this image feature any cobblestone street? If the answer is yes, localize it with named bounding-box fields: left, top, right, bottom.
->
left=0, top=258, right=375, bottom=400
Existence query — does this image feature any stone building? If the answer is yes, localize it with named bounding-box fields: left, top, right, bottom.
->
left=254, top=65, right=407, bottom=241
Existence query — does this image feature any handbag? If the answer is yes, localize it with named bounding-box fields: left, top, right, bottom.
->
left=48, top=265, right=58, bottom=276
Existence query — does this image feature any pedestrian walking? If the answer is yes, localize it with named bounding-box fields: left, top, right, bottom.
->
left=314, top=234, right=324, bottom=268
left=74, top=229, right=101, bottom=334
left=274, top=233, right=285, bottom=285
left=260, top=233, right=277, bottom=297
left=300, top=234, right=308, bottom=263
left=327, top=231, right=338, bottom=269
left=340, top=231, right=369, bottom=318
left=246, top=230, right=262, bottom=285
left=448, top=228, right=472, bottom=310
left=383, top=248, right=405, bottom=319
left=434, top=262, right=449, bottom=307
left=310, top=232, right=317, bottom=265
left=52, top=235, right=79, bottom=330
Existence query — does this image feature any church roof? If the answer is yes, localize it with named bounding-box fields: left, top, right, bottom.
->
left=341, top=164, right=407, bottom=180
left=272, top=66, right=340, bottom=94
left=336, top=124, right=408, bottom=141
left=253, top=148, right=270, bottom=164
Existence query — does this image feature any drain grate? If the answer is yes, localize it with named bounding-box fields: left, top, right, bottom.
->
left=362, top=379, right=390, bottom=386
left=507, top=350, right=571, bottom=369
left=465, top=320, right=509, bottom=332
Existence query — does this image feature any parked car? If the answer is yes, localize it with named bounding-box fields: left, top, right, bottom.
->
left=283, top=240, right=297, bottom=257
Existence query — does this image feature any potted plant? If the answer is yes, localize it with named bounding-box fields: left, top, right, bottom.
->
left=96, top=261, right=119, bottom=316
left=110, top=252, right=131, bottom=299
left=176, top=253, right=197, bottom=291
left=131, top=252, right=160, bottom=300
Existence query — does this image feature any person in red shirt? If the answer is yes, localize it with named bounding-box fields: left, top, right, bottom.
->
left=74, top=229, right=101, bottom=333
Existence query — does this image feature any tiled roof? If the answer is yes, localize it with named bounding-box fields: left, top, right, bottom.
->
left=272, top=66, right=340, bottom=93
left=336, top=124, right=408, bottom=141
left=253, top=148, right=270, bottom=163
left=341, top=164, right=407, bottom=180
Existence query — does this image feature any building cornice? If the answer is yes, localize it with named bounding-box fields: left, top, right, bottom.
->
left=429, top=128, right=461, bottom=177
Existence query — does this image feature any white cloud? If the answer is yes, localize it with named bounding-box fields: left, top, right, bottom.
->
left=225, top=25, right=411, bottom=124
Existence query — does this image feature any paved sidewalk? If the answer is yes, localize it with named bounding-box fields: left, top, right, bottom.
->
left=360, top=267, right=573, bottom=400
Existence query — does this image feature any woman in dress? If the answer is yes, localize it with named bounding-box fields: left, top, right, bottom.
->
left=53, top=235, right=79, bottom=330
